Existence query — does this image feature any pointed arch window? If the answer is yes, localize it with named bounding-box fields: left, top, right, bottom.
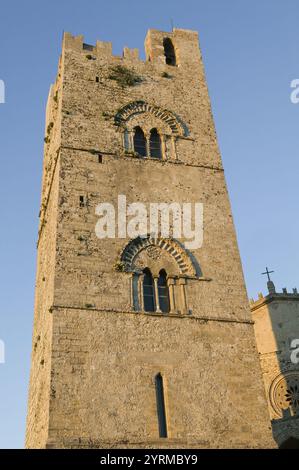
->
left=155, top=373, right=168, bottom=438
left=163, top=38, right=176, bottom=66
left=133, top=126, right=147, bottom=157
left=149, top=128, right=162, bottom=159
left=158, top=270, right=170, bottom=313
left=143, top=268, right=155, bottom=312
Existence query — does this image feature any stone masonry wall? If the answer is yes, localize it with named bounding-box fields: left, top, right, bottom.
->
left=26, top=28, right=275, bottom=448
left=47, top=310, right=273, bottom=448
left=252, top=296, right=299, bottom=446
left=25, top=58, right=63, bottom=448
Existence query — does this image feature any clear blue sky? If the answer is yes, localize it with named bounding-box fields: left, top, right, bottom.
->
left=0, top=0, right=298, bottom=448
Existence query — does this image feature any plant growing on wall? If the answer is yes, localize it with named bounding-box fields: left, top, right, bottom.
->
left=114, top=261, right=125, bottom=272
left=108, top=65, right=142, bottom=87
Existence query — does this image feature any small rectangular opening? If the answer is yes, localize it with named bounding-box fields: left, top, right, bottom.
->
left=98, top=154, right=103, bottom=163
left=83, top=43, right=94, bottom=51
left=79, top=196, right=85, bottom=208
left=96, top=76, right=99, bottom=83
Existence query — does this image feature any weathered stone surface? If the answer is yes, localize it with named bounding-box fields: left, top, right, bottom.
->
left=26, top=28, right=274, bottom=448
left=251, top=289, right=299, bottom=447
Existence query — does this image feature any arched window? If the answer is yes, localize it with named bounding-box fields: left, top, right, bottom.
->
left=149, top=128, right=162, bottom=159
left=155, top=373, right=168, bottom=438
left=163, top=38, right=176, bottom=66
left=158, top=270, right=170, bottom=313
left=133, top=126, right=147, bottom=157
left=143, top=268, right=155, bottom=312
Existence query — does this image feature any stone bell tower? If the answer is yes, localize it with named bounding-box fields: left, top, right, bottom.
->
left=26, top=28, right=274, bottom=448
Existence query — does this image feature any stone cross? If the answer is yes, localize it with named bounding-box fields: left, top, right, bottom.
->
left=262, top=267, right=274, bottom=282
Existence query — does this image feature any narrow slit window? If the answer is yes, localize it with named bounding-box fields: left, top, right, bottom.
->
left=155, top=373, right=168, bottom=438
left=163, top=38, right=176, bottom=66
left=149, top=128, right=162, bottom=159
left=158, top=270, right=170, bottom=313
left=143, top=268, right=155, bottom=312
left=98, top=154, right=103, bottom=163
left=133, top=126, right=147, bottom=157
left=96, top=76, right=99, bottom=83
left=79, top=196, right=85, bottom=208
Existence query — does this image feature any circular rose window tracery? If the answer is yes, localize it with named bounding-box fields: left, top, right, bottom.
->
left=269, top=371, right=299, bottom=418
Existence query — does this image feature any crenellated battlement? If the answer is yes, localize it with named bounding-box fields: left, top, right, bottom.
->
left=62, top=28, right=201, bottom=67
left=250, top=286, right=299, bottom=309
left=63, top=32, right=113, bottom=57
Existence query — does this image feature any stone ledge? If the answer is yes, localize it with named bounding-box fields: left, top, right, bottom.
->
left=60, top=145, right=224, bottom=171
left=49, top=304, right=253, bottom=325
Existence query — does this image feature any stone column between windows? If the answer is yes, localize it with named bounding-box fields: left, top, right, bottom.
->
left=138, top=273, right=145, bottom=311
left=145, top=132, right=150, bottom=158
left=132, top=273, right=140, bottom=311
left=167, top=277, right=175, bottom=313
left=161, top=134, right=166, bottom=160
left=178, top=277, right=187, bottom=314
left=129, top=131, right=134, bottom=152
left=171, top=136, right=177, bottom=160
left=153, top=277, right=162, bottom=313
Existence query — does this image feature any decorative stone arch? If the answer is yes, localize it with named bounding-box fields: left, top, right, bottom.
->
left=120, top=235, right=199, bottom=277
left=120, top=236, right=202, bottom=314
left=115, top=100, right=188, bottom=137
left=269, top=370, right=299, bottom=419
left=120, top=235, right=201, bottom=315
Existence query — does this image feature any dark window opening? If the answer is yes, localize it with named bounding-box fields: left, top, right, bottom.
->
left=163, top=38, right=176, bottom=66
left=143, top=268, right=155, bottom=312
left=79, top=196, right=85, bottom=208
left=279, top=437, right=299, bottom=449
left=158, top=270, right=170, bottom=313
left=83, top=43, right=94, bottom=51
left=150, top=128, right=162, bottom=159
left=96, top=76, right=99, bottom=83
left=98, top=154, right=103, bottom=163
left=133, top=126, right=147, bottom=157
left=155, top=373, right=168, bottom=438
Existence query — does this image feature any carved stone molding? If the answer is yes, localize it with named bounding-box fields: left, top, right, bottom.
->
left=120, top=235, right=199, bottom=277
left=115, top=100, right=187, bottom=136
